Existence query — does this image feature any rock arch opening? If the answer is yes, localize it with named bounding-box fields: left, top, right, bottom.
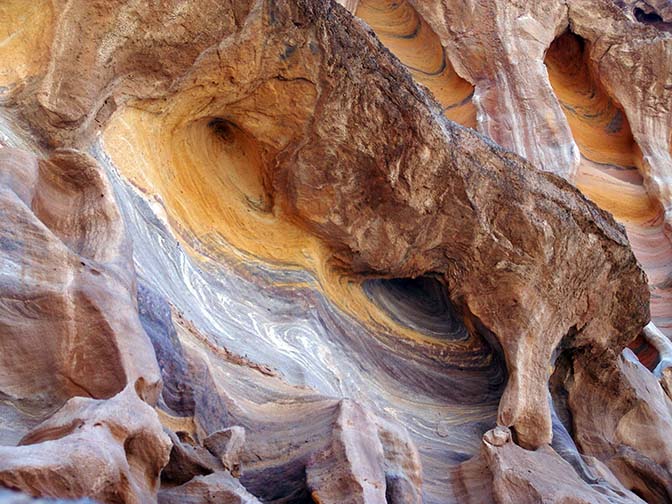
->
left=363, top=275, right=507, bottom=403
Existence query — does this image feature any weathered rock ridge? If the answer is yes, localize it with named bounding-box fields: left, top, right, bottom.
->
left=0, top=0, right=670, bottom=502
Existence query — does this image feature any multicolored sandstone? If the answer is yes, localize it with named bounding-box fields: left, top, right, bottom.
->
left=0, top=0, right=671, bottom=503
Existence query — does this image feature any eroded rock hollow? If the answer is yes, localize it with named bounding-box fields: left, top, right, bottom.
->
left=0, top=0, right=671, bottom=502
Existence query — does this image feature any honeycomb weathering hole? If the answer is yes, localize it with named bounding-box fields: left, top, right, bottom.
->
left=634, top=7, right=664, bottom=24
left=207, top=117, right=236, bottom=143
left=102, top=107, right=322, bottom=266
left=545, top=31, right=639, bottom=173
left=205, top=117, right=271, bottom=212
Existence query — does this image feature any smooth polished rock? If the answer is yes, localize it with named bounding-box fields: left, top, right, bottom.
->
left=0, top=385, right=171, bottom=503
left=0, top=146, right=161, bottom=414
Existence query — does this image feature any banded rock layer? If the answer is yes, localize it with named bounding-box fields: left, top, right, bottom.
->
left=0, top=0, right=671, bottom=503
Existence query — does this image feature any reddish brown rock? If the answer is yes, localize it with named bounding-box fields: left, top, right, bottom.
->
left=0, top=146, right=161, bottom=415
left=456, top=426, right=644, bottom=504
left=567, top=0, right=672, bottom=240
left=161, top=430, right=224, bottom=486
left=562, top=349, right=672, bottom=502
left=158, top=473, right=260, bottom=504
left=2, top=0, right=651, bottom=452
left=306, top=400, right=387, bottom=503
left=408, top=0, right=672, bottom=242
left=0, top=384, right=171, bottom=503
left=8, top=0, right=254, bottom=149
left=273, top=72, right=649, bottom=448
left=409, top=0, right=580, bottom=179
left=375, top=415, right=423, bottom=504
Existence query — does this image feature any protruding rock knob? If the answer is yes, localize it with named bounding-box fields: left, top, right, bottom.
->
left=483, top=426, right=511, bottom=447
left=204, top=426, right=246, bottom=478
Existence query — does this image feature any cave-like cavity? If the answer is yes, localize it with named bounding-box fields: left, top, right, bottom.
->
left=363, top=275, right=468, bottom=342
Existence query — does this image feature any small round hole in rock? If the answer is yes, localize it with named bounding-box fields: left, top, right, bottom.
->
left=634, top=7, right=663, bottom=23
left=208, top=118, right=237, bottom=143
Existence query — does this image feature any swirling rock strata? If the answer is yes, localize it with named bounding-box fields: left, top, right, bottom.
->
left=407, top=0, right=579, bottom=178
left=0, top=0, right=670, bottom=503
left=7, top=0, right=651, bottom=449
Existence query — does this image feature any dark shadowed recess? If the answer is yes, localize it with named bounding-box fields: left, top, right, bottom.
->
left=634, top=6, right=663, bottom=23
left=363, top=274, right=507, bottom=402
left=363, top=275, right=469, bottom=341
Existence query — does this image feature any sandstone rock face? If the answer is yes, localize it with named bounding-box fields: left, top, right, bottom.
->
left=394, top=0, right=672, bottom=354
left=457, top=426, right=645, bottom=504
left=0, top=146, right=161, bottom=416
left=0, top=385, right=171, bottom=503
left=408, top=0, right=579, bottom=179
left=305, top=400, right=422, bottom=504
left=561, top=350, right=672, bottom=502
left=0, top=0, right=671, bottom=503
left=158, top=473, right=261, bottom=504
left=203, top=426, right=246, bottom=477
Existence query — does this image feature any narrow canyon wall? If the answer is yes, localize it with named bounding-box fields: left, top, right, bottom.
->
left=0, top=0, right=671, bottom=503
